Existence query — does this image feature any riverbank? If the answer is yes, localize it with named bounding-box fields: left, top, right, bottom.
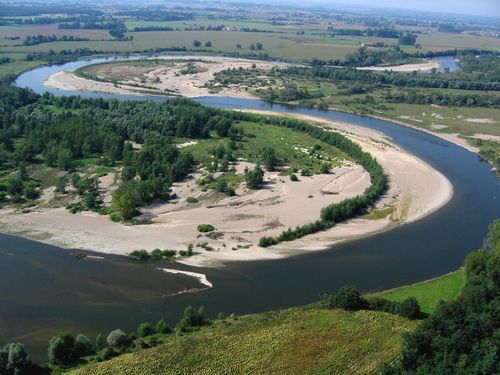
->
left=44, top=56, right=283, bottom=99
left=358, top=60, right=440, bottom=72
left=0, top=110, right=452, bottom=267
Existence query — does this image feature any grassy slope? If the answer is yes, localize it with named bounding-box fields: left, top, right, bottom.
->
left=66, top=307, right=417, bottom=375
left=371, top=270, right=465, bottom=314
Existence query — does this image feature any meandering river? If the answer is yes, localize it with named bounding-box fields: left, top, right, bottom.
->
left=2, top=57, right=498, bottom=360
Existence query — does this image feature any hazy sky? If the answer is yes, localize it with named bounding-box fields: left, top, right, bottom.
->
left=308, top=0, right=500, bottom=17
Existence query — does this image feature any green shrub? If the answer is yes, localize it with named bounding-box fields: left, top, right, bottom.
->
left=137, top=322, right=154, bottom=338
left=129, top=250, right=149, bottom=261
left=259, top=236, right=278, bottom=247
left=186, top=197, right=198, bottom=203
left=289, top=173, right=298, bottom=181
left=106, top=329, right=128, bottom=348
left=198, top=224, right=215, bottom=232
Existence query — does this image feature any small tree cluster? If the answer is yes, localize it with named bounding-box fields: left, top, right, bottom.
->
left=245, top=165, right=264, bottom=189
left=48, top=333, right=95, bottom=366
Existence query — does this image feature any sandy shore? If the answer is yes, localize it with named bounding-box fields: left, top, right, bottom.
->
left=0, top=109, right=452, bottom=267
left=358, top=60, right=440, bottom=72
left=44, top=56, right=281, bottom=99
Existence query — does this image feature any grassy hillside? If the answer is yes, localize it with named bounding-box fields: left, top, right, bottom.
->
left=371, top=270, right=465, bottom=314
left=66, top=307, right=417, bottom=375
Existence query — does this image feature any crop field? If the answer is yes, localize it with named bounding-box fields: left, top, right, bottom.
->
left=0, top=24, right=112, bottom=39
left=67, top=307, right=417, bottom=375
left=372, top=270, right=465, bottom=314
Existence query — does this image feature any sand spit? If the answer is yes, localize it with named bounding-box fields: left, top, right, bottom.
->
left=358, top=60, right=440, bottom=72
left=160, top=268, right=213, bottom=288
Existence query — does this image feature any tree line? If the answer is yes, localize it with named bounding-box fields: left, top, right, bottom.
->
left=382, top=219, right=500, bottom=374
left=221, top=111, right=387, bottom=247
left=282, top=64, right=500, bottom=91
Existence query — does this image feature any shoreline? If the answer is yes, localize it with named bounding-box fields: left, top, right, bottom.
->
left=358, top=60, right=440, bottom=72
left=0, top=107, right=453, bottom=267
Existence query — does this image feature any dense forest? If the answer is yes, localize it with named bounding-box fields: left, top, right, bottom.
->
left=0, top=78, right=231, bottom=220
left=383, top=219, right=500, bottom=374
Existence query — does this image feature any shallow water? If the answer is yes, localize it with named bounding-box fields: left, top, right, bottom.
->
left=3, top=57, right=498, bottom=360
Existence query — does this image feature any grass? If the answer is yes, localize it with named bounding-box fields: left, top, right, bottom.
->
left=370, top=269, right=465, bottom=314
left=66, top=307, right=417, bottom=375
left=183, top=121, right=349, bottom=174
left=363, top=206, right=396, bottom=220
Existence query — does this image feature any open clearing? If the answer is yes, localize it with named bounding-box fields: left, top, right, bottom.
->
left=67, top=307, right=417, bottom=375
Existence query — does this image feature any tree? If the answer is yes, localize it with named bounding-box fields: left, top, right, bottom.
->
left=106, top=329, right=128, bottom=348
left=236, top=43, right=242, bottom=49
left=245, top=166, right=264, bottom=189
left=0, top=342, right=33, bottom=375
left=156, top=320, right=170, bottom=334
left=249, top=43, right=255, bottom=50
left=177, top=305, right=206, bottom=331
left=192, top=40, right=201, bottom=48
left=74, top=334, right=95, bottom=358
left=261, top=147, right=277, bottom=171
left=137, top=322, right=154, bottom=338
left=112, top=185, right=140, bottom=220
left=95, top=333, right=105, bottom=351
left=397, top=297, right=421, bottom=319
left=205, top=41, right=212, bottom=47
left=48, top=333, right=75, bottom=366
left=256, top=42, right=263, bottom=50
left=333, top=286, right=366, bottom=311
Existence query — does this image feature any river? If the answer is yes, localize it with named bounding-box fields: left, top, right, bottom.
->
left=2, top=56, right=498, bottom=360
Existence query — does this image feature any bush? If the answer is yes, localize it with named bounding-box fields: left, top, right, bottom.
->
left=289, top=173, right=298, bottom=181
left=95, top=333, right=105, bottom=351
left=259, top=236, right=278, bottom=247
left=156, top=320, right=171, bottom=334
left=198, top=224, right=215, bottom=232
left=320, top=163, right=331, bottom=174
left=186, top=196, right=198, bottom=203
left=137, top=322, right=154, bottom=338
left=129, top=249, right=149, bottom=261
left=106, top=329, right=128, bottom=348
left=396, top=297, right=421, bottom=320
left=150, top=249, right=163, bottom=260
left=74, top=334, right=94, bottom=358
left=177, top=306, right=206, bottom=332
left=322, top=286, right=367, bottom=311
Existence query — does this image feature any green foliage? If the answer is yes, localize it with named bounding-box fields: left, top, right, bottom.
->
left=177, top=305, right=206, bottom=332
left=95, top=333, right=105, bottom=351
left=385, top=220, right=500, bottom=374
left=0, top=342, right=34, bottom=375
left=245, top=165, right=264, bottom=189
left=197, top=224, right=215, bottom=232
left=261, top=147, right=278, bottom=171
left=137, top=322, right=154, bottom=338
left=67, top=307, right=416, bottom=375
left=373, top=270, right=465, bottom=314
left=156, top=320, right=171, bottom=335
left=48, top=333, right=76, bottom=366
left=289, top=173, right=298, bottom=181
left=74, top=334, right=95, bottom=358
left=129, top=249, right=149, bottom=261
left=106, top=329, right=129, bottom=348
left=259, top=236, right=278, bottom=247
